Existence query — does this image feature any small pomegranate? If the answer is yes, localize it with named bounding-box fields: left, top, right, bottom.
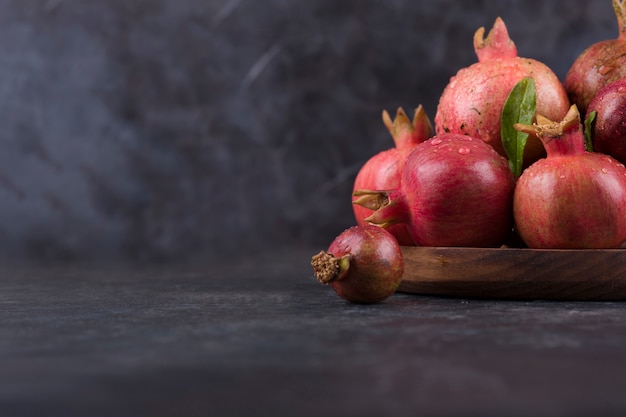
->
left=352, top=106, right=432, bottom=245
left=435, top=17, right=570, bottom=167
left=513, top=105, right=626, bottom=249
left=564, top=0, right=626, bottom=115
left=353, top=133, right=516, bottom=247
left=586, top=77, right=626, bottom=164
left=311, top=225, right=404, bottom=304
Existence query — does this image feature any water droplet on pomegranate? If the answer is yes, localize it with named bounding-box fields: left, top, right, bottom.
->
left=602, top=168, right=609, bottom=173
left=458, top=147, right=470, bottom=155
left=559, top=174, right=566, bottom=179
left=431, top=138, right=442, bottom=145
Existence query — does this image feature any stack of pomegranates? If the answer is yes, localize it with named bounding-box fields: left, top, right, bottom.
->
left=311, top=0, right=626, bottom=303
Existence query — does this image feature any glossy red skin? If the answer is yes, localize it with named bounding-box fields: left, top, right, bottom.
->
left=327, top=225, right=404, bottom=304
left=514, top=153, right=626, bottom=248
left=587, top=78, right=626, bottom=164
left=435, top=59, right=570, bottom=166
left=401, top=134, right=515, bottom=247
left=352, top=149, right=415, bottom=245
left=564, top=39, right=626, bottom=116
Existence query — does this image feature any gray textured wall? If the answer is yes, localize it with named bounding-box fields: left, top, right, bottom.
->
left=0, top=0, right=617, bottom=261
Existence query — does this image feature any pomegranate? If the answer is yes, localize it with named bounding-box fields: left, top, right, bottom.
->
left=311, top=225, right=404, bottom=304
left=353, top=133, right=516, bottom=247
left=564, top=0, right=626, bottom=115
left=435, top=17, right=570, bottom=167
left=352, top=106, right=432, bottom=245
left=513, top=105, right=626, bottom=249
left=586, top=77, right=626, bottom=164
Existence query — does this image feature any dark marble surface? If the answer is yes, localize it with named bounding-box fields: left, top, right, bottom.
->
left=0, top=0, right=619, bottom=261
left=3, top=250, right=626, bottom=416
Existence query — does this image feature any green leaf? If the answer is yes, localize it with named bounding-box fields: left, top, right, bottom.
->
left=501, top=77, right=537, bottom=178
left=584, top=110, right=596, bottom=152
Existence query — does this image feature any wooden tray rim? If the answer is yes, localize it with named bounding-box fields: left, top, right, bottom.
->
left=398, top=246, right=626, bottom=301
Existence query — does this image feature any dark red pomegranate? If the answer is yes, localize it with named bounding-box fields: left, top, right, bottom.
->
left=353, top=133, right=516, bottom=247
left=586, top=77, right=626, bottom=164
left=311, top=225, right=404, bottom=304
left=564, top=0, right=626, bottom=115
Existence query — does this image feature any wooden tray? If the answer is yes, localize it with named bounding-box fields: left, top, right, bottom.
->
left=399, top=246, right=626, bottom=301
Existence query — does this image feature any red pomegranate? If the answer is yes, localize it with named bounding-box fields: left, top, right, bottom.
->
left=311, top=225, right=404, bottom=304
left=352, top=106, right=432, bottom=245
left=513, top=105, right=626, bottom=248
left=564, top=0, right=626, bottom=115
left=435, top=17, right=570, bottom=167
left=353, top=133, right=516, bottom=247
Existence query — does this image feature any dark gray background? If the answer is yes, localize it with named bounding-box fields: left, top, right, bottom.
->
left=0, top=0, right=616, bottom=262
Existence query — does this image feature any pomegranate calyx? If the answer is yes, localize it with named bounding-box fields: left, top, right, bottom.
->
left=613, top=0, right=626, bottom=38
left=352, top=189, right=390, bottom=211
left=513, top=105, right=585, bottom=157
left=364, top=209, right=398, bottom=229
left=311, top=251, right=351, bottom=284
left=382, top=105, right=433, bottom=151
left=473, top=17, right=518, bottom=62
left=352, top=189, right=407, bottom=228
left=514, top=105, right=580, bottom=139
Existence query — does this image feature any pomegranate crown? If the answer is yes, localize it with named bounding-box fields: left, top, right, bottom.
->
left=613, top=0, right=626, bottom=38
left=514, top=105, right=580, bottom=139
left=474, top=17, right=518, bottom=62
left=382, top=105, right=433, bottom=151
left=513, top=105, right=585, bottom=157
